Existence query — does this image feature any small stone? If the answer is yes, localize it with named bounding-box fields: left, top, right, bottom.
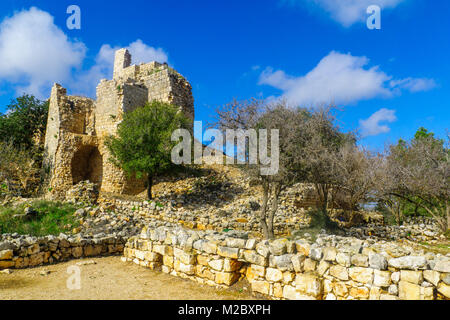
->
left=391, top=271, right=401, bottom=284
left=0, top=269, right=13, bottom=274
left=388, top=284, right=398, bottom=295
left=76, top=260, right=97, bottom=266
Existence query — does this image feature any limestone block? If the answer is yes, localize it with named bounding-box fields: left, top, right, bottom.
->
left=437, top=282, right=450, bottom=299
left=291, top=254, right=306, bottom=273
left=401, top=270, right=423, bottom=284
left=423, top=270, right=440, bottom=286
left=0, top=250, right=13, bottom=260
left=374, top=270, right=391, bottom=287
left=252, top=280, right=270, bottom=295
left=208, top=259, right=224, bottom=271
left=217, top=246, right=239, bottom=259
left=351, top=254, right=369, bottom=267
left=399, top=281, right=421, bottom=300
left=323, top=247, right=337, bottom=262
left=330, top=265, right=349, bottom=281
left=266, top=268, right=283, bottom=282
left=243, top=250, right=268, bottom=266
left=304, top=258, right=317, bottom=272
left=336, top=252, right=351, bottom=267
left=350, top=287, right=370, bottom=299
left=173, top=247, right=196, bottom=265
left=348, top=267, right=374, bottom=284
left=215, top=272, right=240, bottom=286
left=295, top=273, right=322, bottom=298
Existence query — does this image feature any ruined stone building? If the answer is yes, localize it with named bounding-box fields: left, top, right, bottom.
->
left=43, top=48, right=194, bottom=199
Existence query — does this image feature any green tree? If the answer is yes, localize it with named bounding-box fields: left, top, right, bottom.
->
left=105, top=101, right=191, bottom=200
left=0, top=95, right=49, bottom=148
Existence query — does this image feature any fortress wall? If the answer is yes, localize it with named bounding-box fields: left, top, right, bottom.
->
left=121, top=84, right=148, bottom=113
left=95, top=80, right=122, bottom=137
left=43, top=84, right=65, bottom=170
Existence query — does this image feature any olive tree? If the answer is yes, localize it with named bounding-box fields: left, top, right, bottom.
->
left=381, top=128, right=449, bottom=232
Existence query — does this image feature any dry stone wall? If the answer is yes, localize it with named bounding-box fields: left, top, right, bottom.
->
left=0, top=233, right=125, bottom=270
left=123, top=225, right=450, bottom=300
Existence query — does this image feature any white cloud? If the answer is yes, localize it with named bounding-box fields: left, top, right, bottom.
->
left=128, top=39, right=168, bottom=65
left=0, top=7, right=169, bottom=99
left=390, top=77, right=436, bottom=93
left=258, top=51, right=435, bottom=107
left=285, top=0, right=406, bottom=27
left=0, top=7, right=86, bottom=98
left=73, top=40, right=169, bottom=97
left=359, top=108, right=397, bottom=137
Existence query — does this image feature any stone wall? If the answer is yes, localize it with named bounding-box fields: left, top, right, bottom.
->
left=123, top=225, right=450, bottom=300
left=0, top=233, right=125, bottom=270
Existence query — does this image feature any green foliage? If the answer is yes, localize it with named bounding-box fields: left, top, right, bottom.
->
left=0, top=200, right=80, bottom=236
left=105, top=101, right=191, bottom=199
left=0, top=94, right=49, bottom=148
left=0, top=141, right=43, bottom=196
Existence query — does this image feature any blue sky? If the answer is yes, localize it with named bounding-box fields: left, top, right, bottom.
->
left=0, top=0, right=448, bottom=149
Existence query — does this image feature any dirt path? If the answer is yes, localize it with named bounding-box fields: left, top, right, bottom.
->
left=0, top=256, right=257, bottom=300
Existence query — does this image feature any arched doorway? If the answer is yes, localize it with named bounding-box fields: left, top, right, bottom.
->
left=71, top=145, right=103, bottom=188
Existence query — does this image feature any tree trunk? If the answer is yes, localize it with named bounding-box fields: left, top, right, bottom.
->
left=147, top=175, right=153, bottom=200
left=259, top=181, right=270, bottom=239
left=267, top=183, right=281, bottom=239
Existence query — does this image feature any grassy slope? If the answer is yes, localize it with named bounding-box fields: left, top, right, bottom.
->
left=0, top=200, right=80, bottom=236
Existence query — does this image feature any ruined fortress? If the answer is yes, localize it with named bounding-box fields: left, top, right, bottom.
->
left=43, top=48, right=194, bottom=199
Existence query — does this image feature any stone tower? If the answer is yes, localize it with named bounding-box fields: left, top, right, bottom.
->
left=113, top=48, right=131, bottom=79
left=43, top=48, right=194, bottom=199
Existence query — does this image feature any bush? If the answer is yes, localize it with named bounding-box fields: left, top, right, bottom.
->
left=0, top=141, right=42, bottom=197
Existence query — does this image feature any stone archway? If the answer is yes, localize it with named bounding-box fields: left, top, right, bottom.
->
left=71, top=145, right=103, bottom=188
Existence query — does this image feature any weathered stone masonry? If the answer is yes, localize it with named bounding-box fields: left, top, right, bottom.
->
left=123, top=225, right=450, bottom=300
left=43, top=48, right=194, bottom=199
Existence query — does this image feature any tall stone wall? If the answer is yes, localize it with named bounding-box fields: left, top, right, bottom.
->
left=43, top=48, right=194, bottom=199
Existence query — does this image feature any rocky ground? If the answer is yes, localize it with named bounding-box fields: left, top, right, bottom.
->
left=0, top=256, right=257, bottom=300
